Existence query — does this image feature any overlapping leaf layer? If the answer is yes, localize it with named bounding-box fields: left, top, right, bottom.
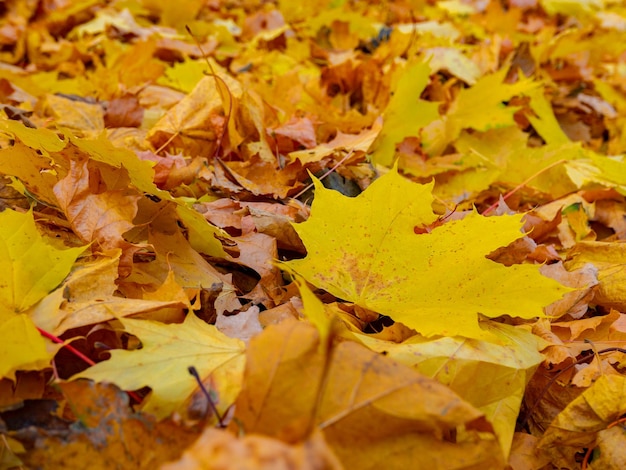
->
left=1, top=0, right=626, bottom=468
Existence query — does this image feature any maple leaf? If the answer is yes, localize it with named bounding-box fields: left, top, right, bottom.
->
left=566, top=152, right=626, bottom=196
left=162, top=428, right=341, bottom=470
left=284, top=168, right=571, bottom=341
left=525, top=87, right=570, bottom=145
left=539, top=374, right=626, bottom=460
left=441, top=126, right=583, bottom=202
left=73, top=313, right=246, bottom=419
left=0, top=209, right=84, bottom=379
left=6, top=0, right=626, bottom=465
left=369, top=61, right=440, bottom=167
left=297, top=278, right=543, bottom=459
left=53, top=156, right=141, bottom=256
left=0, top=209, right=84, bottom=313
left=147, top=72, right=243, bottom=158
left=0, top=315, right=51, bottom=380
left=0, top=118, right=65, bottom=154
left=30, top=250, right=190, bottom=336
left=64, top=130, right=165, bottom=198
left=158, top=58, right=207, bottom=93
left=421, top=65, right=539, bottom=156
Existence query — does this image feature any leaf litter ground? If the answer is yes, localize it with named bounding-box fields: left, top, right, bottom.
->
left=1, top=0, right=626, bottom=468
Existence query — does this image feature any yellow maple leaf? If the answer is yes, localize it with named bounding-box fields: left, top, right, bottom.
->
left=0, top=209, right=85, bottom=313
left=0, top=118, right=66, bottom=154
left=0, top=209, right=85, bottom=379
left=370, top=60, right=440, bottom=167
left=284, top=168, right=570, bottom=341
left=0, top=315, right=51, bottom=380
left=566, top=151, right=626, bottom=196
left=442, top=126, right=582, bottom=202
left=157, top=58, right=206, bottom=93
left=422, top=65, right=539, bottom=156
left=73, top=313, right=246, bottom=419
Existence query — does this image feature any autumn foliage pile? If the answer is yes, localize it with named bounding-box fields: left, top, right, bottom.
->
left=2, top=0, right=626, bottom=468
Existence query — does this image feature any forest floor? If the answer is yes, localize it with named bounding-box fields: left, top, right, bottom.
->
left=1, top=1, right=626, bottom=469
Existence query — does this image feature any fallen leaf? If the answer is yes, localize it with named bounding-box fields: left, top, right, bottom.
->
left=285, top=167, right=570, bottom=340
left=215, top=305, right=263, bottom=343
left=38, top=94, right=104, bottom=132
left=0, top=315, right=51, bottom=380
left=147, top=72, right=242, bottom=158
left=358, top=321, right=546, bottom=459
left=30, top=251, right=189, bottom=336
left=73, top=313, right=246, bottom=419
left=370, top=60, right=439, bottom=166
left=0, top=142, right=63, bottom=206
left=233, top=319, right=503, bottom=468
left=15, top=381, right=201, bottom=470
left=0, top=208, right=84, bottom=314
left=53, top=157, right=141, bottom=259
left=161, top=428, right=342, bottom=470
left=539, top=374, right=626, bottom=451
left=422, top=65, right=538, bottom=156
left=0, top=118, right=65, bottom=154
left=566, top=241, right=626, bottom=310
left=508, top=432, right=551, bottom=470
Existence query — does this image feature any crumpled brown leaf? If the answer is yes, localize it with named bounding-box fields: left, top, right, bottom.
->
left=13, top=381, right=201, bottom=470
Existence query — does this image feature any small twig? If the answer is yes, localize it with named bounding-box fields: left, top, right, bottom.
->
left=188, top=365, right=226, bottom=427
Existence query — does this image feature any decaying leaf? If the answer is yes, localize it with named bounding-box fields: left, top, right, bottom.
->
left=161, top=428, right=342, bottom=470
left=539, top=374, right=626, bottom=464
left=357, top=321, right=546, bottom=459
left=15, top=381, right=201, bottom=470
